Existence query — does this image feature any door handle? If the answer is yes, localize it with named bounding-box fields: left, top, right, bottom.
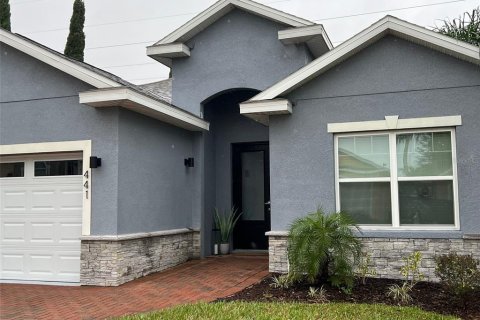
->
left=265, top=201, right=271, bottom=205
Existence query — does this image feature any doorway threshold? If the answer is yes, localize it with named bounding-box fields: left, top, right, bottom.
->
left=232, top=249, right=268, bottom=256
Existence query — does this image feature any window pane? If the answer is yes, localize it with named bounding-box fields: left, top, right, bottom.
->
left=0, top=162, right=24, bottom=178
left=34, top=160, right=83, bottom=176
left=399, top=180, right=454, bottom=225
left=338, top=135, right=390, bottom=178
left=241, top=151, right=265, bottom=221
left=397, top=132, right=452, bottom=177
left=340, top=182, right=392, bottom=224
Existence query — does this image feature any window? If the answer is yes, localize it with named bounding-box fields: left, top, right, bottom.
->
left=0, top=162, right=25, bottom=178
left=34, top=160, right=83, bottom=176
left=335, top=129, right=457, bottom=229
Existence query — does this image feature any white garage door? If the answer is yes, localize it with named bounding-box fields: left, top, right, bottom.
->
left=0, top=153, right=83, bottom=284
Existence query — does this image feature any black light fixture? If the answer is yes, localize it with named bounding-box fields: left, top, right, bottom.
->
left=90, top=156, right=102, bottom=168
left=184, top=157, right=194, bottom=168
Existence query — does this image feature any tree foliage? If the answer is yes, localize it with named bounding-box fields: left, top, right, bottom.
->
left=434, top=7, right=480, bottom=46
left=288, top=208, right=361, bottom=291
left=0, top=0, right=11, bottom=31
left=64, top=0, right=85, bottom=61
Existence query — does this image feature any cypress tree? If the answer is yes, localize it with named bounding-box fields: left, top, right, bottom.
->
left=64, top=0, right=85, bottom=61
left=0, top=0, right=11, bottom=31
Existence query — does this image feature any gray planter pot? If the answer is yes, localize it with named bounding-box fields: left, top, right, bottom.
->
left=219, top=243, right=230, bottom=255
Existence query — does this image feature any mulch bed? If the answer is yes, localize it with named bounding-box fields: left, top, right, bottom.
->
left=219, top=274, right=480, bottom=320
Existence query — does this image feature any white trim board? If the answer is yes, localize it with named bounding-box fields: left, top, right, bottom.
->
left=79, top=88, right=209, bottom=131
left=250, top=15, right=480, bottom=101
left=327, top=115, right=462, bottom=133
left=0, top=140, right=92, bottom=235
left=240, top=99, right=292, bottom=115
left=146, top=43, right=191, bottom=65
left=0, top=29, right=121, bottom=89
left=278, top=24, right=333, bottom=57
left=154, top=0, right=314, bottom=46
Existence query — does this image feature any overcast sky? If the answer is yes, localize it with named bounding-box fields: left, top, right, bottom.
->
left=9, top=0, right=477, bottom=84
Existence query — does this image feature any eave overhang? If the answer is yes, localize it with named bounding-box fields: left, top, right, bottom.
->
left=239, top=98, right=292, bottom=126
left=79, top=88, right=209, bottom=131
left=146, top=43, right=191, bottom=67
left=278, top=24, right=333, bottom=57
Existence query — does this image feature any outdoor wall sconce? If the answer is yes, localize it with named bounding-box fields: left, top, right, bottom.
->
left=184, top=157, right=194, bottom=168
left=90, top=156, right=102, bottom=168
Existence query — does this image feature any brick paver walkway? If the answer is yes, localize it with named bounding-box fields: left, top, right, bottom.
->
left=0, top=254, right=268, bottom=320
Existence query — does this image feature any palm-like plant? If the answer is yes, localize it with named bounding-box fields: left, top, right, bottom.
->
left=434, top=7, right=480, bottom=46
left=288, top=208, right=361, bottom=290
left=214, top=207, right=241, bottom=243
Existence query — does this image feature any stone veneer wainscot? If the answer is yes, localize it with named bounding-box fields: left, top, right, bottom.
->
left=80, top=228, right=200, bottom=286
left=267, top=232, right=480, bottom=281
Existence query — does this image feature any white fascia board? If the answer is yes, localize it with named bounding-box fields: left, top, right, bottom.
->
left=0, top=30, right=120, bottom=89
left=278, top=24, right=332, bottom=49
left=156, top=0, right=312, bottom=45
left=251, top=15, right=480, bottom=101
left=240, top=99, right=292, bottom=115
left=327, top=115, right=462, bottom=133
left=79, top=88, right=209, bottom=131
left=146, top=43, right=190, bottom=58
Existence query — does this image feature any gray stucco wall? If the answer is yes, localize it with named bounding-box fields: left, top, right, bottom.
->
left=0, top=43, right=120, bottom=235
left=270, top=35, right=480, bottom=237
left=116, top=108, right=196, bottom=233
left=171, top=9, right=313, bottom=115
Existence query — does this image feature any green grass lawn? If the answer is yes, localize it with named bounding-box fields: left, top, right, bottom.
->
left=118, top=302, right=458, bottom=320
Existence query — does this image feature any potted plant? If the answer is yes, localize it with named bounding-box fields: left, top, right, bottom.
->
left=214, top=207, right=241, bottom=255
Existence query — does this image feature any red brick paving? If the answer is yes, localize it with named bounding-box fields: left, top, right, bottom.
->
left=0, top=254, right=268, bottom=320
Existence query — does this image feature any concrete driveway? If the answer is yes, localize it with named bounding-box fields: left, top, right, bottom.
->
left=0, top=254, right=268, bottom=320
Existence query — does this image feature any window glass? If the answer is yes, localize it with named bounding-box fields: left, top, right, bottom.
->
left=34, top=160, right=83, bottom=176
left=340, top=182, right=392, bottom=224
left=241, top=151, right=265, bottom=221
left=399, top=180, right=454, bottom=225
left=397, top=132, right=452, bottom=177
left=338, top=135, right=390, bottom=178
left=0, top=162, right=24, bottom=178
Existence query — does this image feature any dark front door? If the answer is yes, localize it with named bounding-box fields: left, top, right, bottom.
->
left=232, top=142, right=270, bottom=250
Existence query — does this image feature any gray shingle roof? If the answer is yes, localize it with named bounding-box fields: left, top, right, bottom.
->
left=137, top=79, right=172, bottom=103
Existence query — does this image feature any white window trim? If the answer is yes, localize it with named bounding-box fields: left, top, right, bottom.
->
left=328, top=115, right=462, bottom=133
left=334, top=128, right=460, bottom=231
left=0, top=140, right=92, bottom=235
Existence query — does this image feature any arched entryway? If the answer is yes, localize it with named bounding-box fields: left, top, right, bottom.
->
left=201, top=89, right=270, bottom=254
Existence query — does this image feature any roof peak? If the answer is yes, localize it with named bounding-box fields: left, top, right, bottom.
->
left=154, top=0, right=316, bottom=46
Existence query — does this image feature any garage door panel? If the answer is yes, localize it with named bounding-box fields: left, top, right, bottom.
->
left=1, top=254, right=24, bottom=274
left=30, top=223, right=55, bottom=243
left=58, top=254, right=81, bottom=276
left=0, top=156, right=82, bottom=284
left=1, top=189, right=27, bottom=211
left=2, top=222, right=26, bottom=242
left=59, top=223, right=82, bottom=243
left=30, top=254, right=54, bottom=274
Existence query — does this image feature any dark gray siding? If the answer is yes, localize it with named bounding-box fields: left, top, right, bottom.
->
left=0, top=43, right=120, bottom=235
left=116, top=109, right=196, bottom=233
left=270, top=35, right=480, bottom=237
left=171, top=9, right=313, bottom=115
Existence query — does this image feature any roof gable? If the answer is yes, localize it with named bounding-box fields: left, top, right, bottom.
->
left=154, top=0, right=314, bottom=46
left=0, top=28, right=124, bottom=89
left=249, top=15, right=480, bottom=102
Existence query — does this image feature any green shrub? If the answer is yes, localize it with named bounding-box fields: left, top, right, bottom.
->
left=386, top=251, right=424, bottom=305
left=287, top=208, right=361, bottom=291
left=435, top=253, right=480, bottom=299
left=358, top=252, right=377, bottom=285
left=387, top=282, right=413, bottom=305
left=270, top=274, right=292, bottom=289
